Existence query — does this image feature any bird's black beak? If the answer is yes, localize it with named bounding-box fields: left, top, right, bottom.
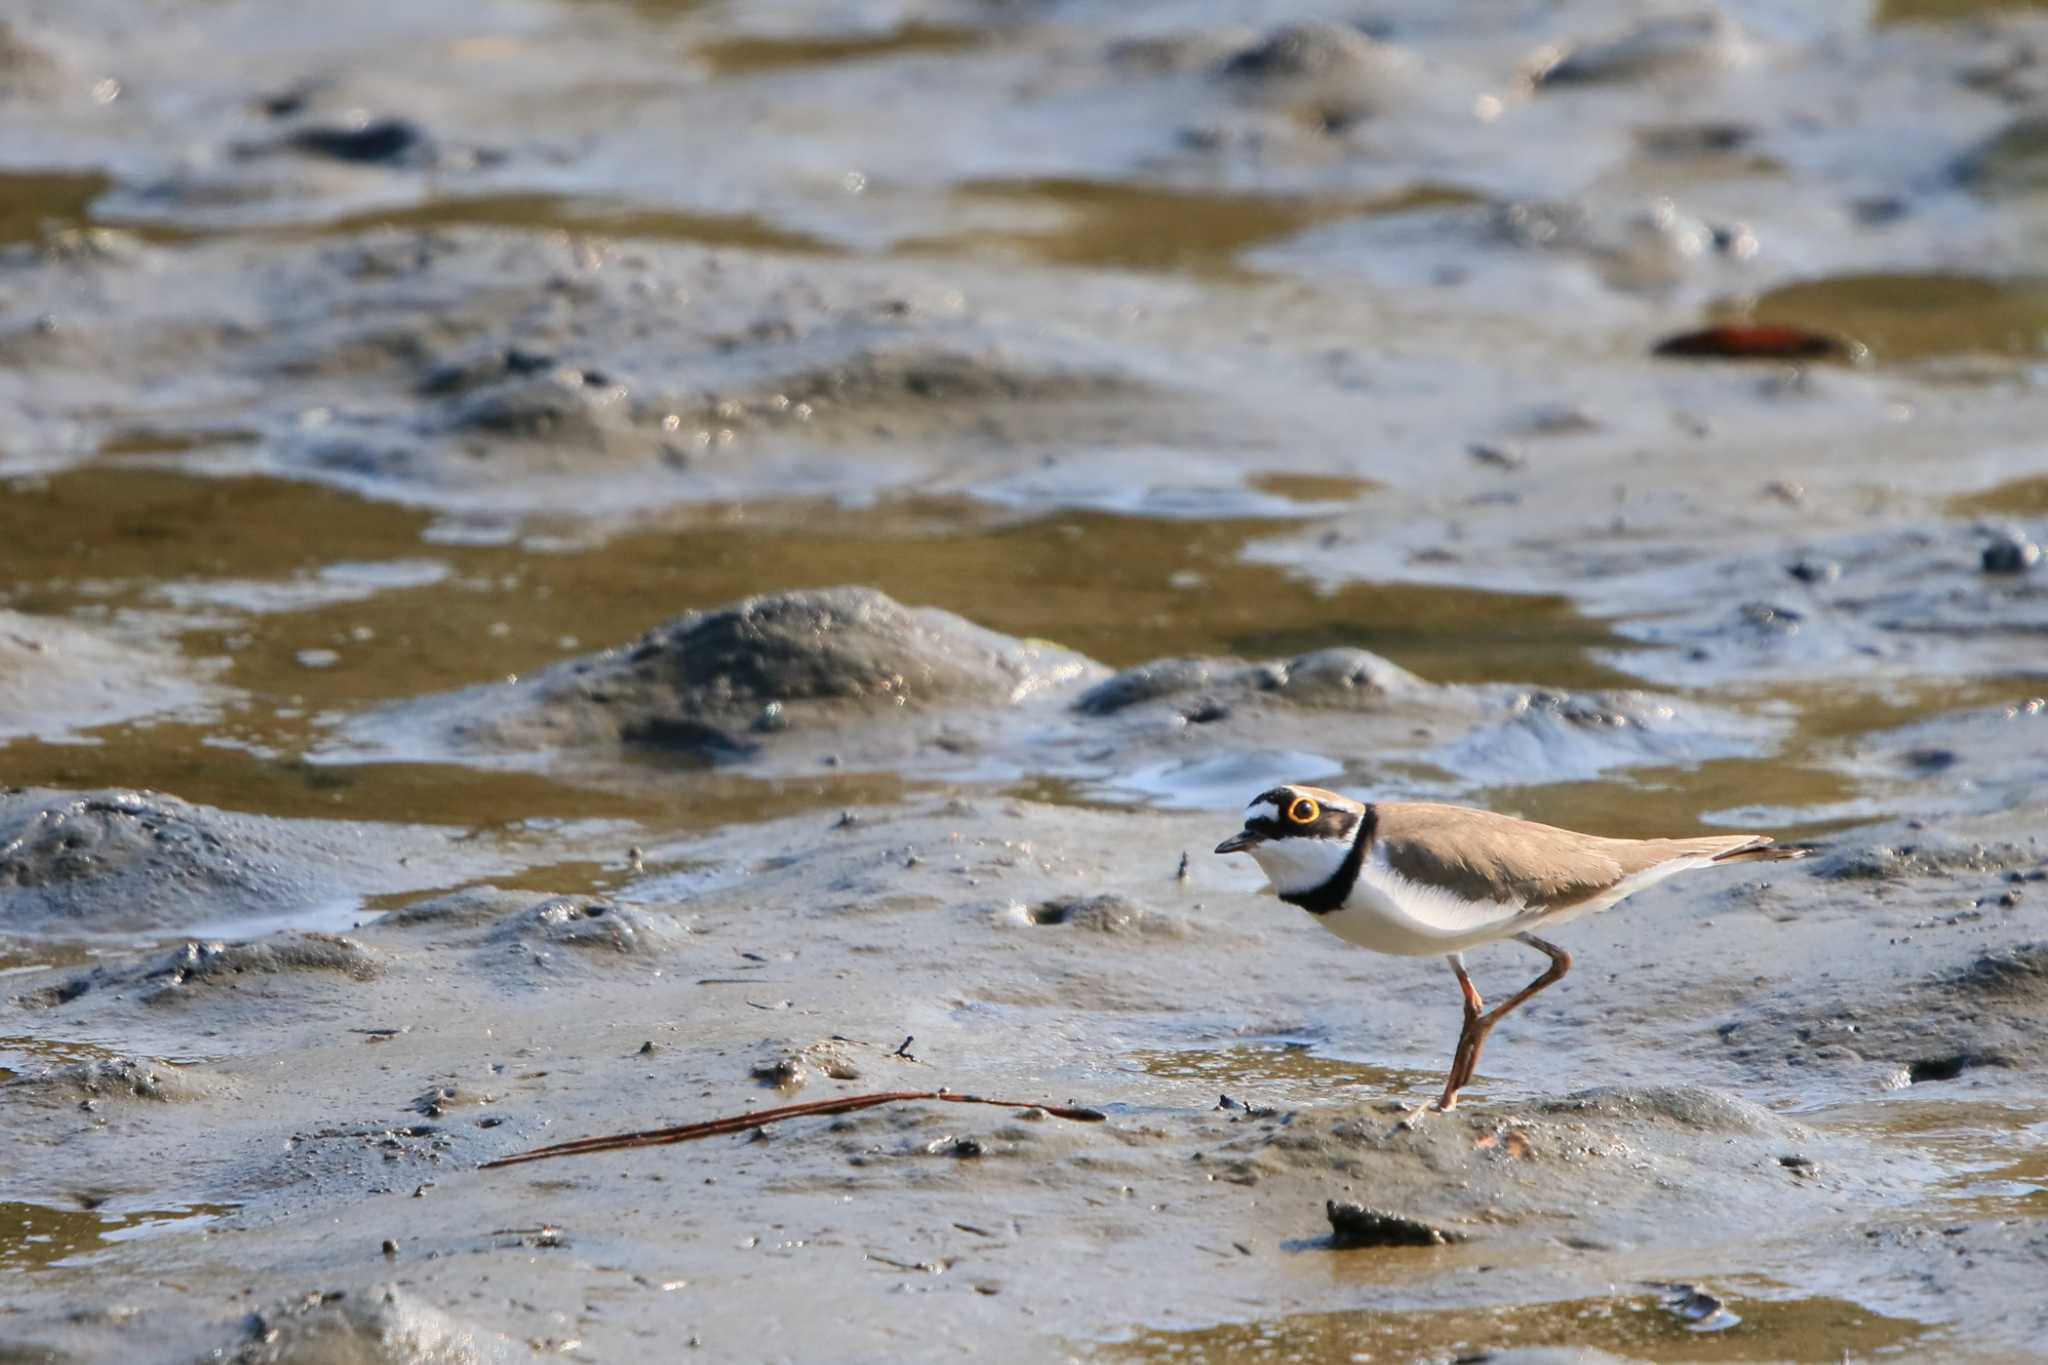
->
left=1214, top=829, right=1259, bottom=855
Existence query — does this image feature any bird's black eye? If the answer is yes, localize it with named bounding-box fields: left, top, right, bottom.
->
left=1287, top=796, right=1320, bottom=825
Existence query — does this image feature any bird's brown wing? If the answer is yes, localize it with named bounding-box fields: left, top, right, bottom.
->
left=1371, top=802, right=1785, bottom=913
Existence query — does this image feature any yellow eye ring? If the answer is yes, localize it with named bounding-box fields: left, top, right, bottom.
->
left=1287, top=796, right=1321, bottom=825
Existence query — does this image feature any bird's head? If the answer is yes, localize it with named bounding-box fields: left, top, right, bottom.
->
left=1214, top=784, right=1367, bottom=895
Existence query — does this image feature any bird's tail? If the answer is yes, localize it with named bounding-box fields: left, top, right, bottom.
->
left=1708, top=835, right=1807, bottom=865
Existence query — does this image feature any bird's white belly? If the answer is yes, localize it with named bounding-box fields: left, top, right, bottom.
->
left=1313, top=858, right=1532, bottom=955
left=1310, top=852, right=1710, bottom=956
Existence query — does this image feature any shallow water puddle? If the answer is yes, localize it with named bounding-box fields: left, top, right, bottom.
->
left=695, top=23, right=981, bottom=76
left=1096, top=1288, right=1930, bottom=1363
left=904, top=180, right=1476, bottom=277
left=0, top=729, right=663, bottom=824
left=1826, top=1097, right=2048, bottom=1220
left=1950, top=475, right=2048, bottom=518
left=0, top=464, right=1626, bottom=702
left=0, top=727, right=902, bottom=830
left=358, top=846, right=708, bottom=916
left=0, top=1034, right=120, bottom=1068
left=1473, top=754, right=1859, bottom=843
left=1245, top=474, right=1381, bottom=506
left=0, top=1199, right=237, bottom=1273
left=308, top=194, right=836, bottom=254
left=1740, top=273, right=2048, bottom=365
left=4, top=463, right=2007, bottom=846
left=95, top=193, right=837, bottom=254
left=1879, top=0, right=2048, bottom=20
left=0, top=942, right=93, bottom=978
left=0, top=170, right=108, bottom=245
left=1132, top=1042, right=1451, bottom=1108
left=0, top=1033, right=120, bottom=1085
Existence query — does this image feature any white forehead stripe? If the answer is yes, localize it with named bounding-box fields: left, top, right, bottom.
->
left=1245, top=799, right=1280, bottom=823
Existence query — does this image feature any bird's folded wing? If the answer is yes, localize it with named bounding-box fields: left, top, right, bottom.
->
left=1373, top=802, right=1629, bottom=911
left=1372, top=803, right=1785, bottom=914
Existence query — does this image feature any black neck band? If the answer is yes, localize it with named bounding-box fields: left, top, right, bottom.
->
left=1279, top=803, right=1375, bottom=916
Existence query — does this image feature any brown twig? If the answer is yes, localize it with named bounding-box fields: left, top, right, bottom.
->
left=480, top=1090, right=1106, bottom=1169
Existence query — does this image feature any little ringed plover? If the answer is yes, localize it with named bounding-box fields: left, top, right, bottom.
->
left=1215, top=785, right=1803, bottom=1114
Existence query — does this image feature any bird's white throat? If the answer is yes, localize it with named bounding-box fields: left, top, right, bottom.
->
left=1246, top=836, right=1353, bottom=896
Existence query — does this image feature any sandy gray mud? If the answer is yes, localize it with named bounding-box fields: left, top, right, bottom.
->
left=5, top=0, right=2048, bottom=1361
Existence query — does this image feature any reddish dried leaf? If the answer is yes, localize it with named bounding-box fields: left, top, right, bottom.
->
left=1652, top=323, right=1850, bottom=360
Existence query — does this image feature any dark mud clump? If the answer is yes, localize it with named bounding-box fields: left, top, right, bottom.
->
left=1536, top=12, right=1748, bottom=86
left=1958, top=111, right=2048, bottom=196
left=284, top=118, right=434, bottom=167
left=353, top=587, right=1100, bottom=761
left=1023, top=893, right=1188, bottom=938
left=1324, top=1200, right=1465, bottom=1248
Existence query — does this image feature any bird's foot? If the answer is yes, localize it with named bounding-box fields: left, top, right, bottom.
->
left=1390, top=1102, right=1436, bottom=1134
left=1390, top=1095, right=1462, bottom=1134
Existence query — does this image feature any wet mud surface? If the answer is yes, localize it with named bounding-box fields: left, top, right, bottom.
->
left=5, top=0, right=2048, bottom=1361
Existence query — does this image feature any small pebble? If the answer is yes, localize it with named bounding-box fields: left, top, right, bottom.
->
left=1982, top=532, right=2041, bottom=574
left=1787, top=558, right=1840, bottom=585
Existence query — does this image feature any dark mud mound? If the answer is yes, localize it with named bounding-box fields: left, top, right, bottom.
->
left=0, top=788, right=466, bottom=936
left=1797, top=699, right=2048, bottom=826
left=374, top=887, right=535, bottom=933
left=0, top=790, right=276, bottom=932
left=20, top=933, right=380, bottom=1010
left=1536, top=1083, right=1780, bottom=1134
left=1812, top=835, right=2040, bottom=882
left=1430, top=687, right=1784, bottom=784
left=7, top=227, right=1170, bottom=510
left=1202, top=1083, right=1823, bottom=1247
left=229, top=1286, right=509, bottom=1365
left=1953, top=943, right=2048, bottom=1006
left=488, top=897, right=676, bottom=957
left=347, top=587, right=1101, bottom=762
left=1076, top=647, right=1429, bottom=717
left=4, top=1056, right=216, bottom=1106
left=1217, top=20, right=1427, bottom=114
left=1536, top=12, right=1750, bottom=86
left=1075, top=650, right=1772, bottom=792
left=1714, top=943, right=2048, bottom=1091
left=1959, top=111, right=2048, bottom=196
left=1612, top=523, right=2048, bottom=687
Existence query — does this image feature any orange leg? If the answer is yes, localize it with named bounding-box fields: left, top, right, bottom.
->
left=1437, top=954, right=1485, bottom=1110
left=1435, top=933, right=1572, bottom=1112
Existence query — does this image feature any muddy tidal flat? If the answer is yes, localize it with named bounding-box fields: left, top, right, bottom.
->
left=5, top=1, right=2048, bottom=1361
